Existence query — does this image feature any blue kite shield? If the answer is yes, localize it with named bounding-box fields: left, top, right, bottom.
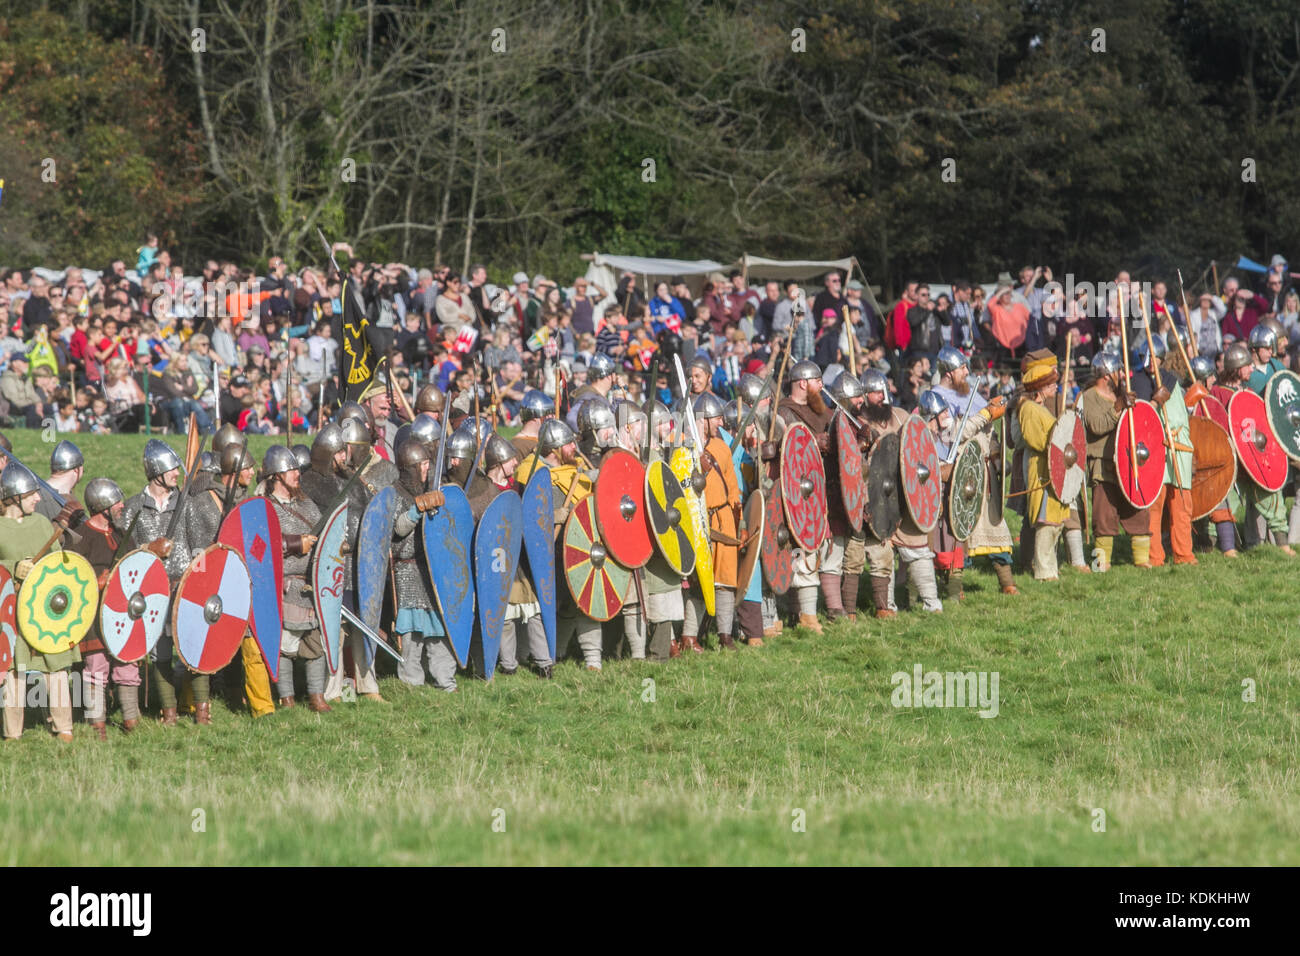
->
left=356, top=486, right=397, bottom=668
left=520, top=464, right=557, bottom=661
left=217, top=497, right=284, bottom=680
left=311, top=502, right=348, bottom=675
left=474, top=490, right=522, bottom=679
left=422, top=485, right=475, bottom=667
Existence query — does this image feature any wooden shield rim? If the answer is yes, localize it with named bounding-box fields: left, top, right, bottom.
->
left=172, top=543, right=249, bottom=674
left=1194, top=393, right=1231, bottom=432
left=520, top=465, right=557, bottom=663
left=17, top=550, right=97, bottom=655
left=595, top=449, right=653, bottom=569
left=736, top=488, right=765, bottom=594
left=644, top=460, right=696, bottom=576
left=759, top=487, right=794, bottom=594
left=1114, top=400, right=1167, bottom=508
left=422, top=485, right=476, bottom=668
left=780, top=422, right=829, bottom=549
left=834, top=413, right=865, bottom=532
left=900, top=414, right=941, bottom=532
left=312, top=502, right=348, bottom=675
left=99, top=547, right=170, bottom=664
left=1188, top=416, right=1238, bottom=521
left=1228, top=389, right=1287, bottom=491
left=474, top=490, right=523, bottom=678
left=563, top=496, right=629, bottom=622
left=864, top=430, right=901, bottom=540
left=948, top=439, right=985, bottom=541
left=1263, top=369, right=1300, bottom=463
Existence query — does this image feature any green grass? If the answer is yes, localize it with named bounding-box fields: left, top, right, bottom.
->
left=0, top=428, right=1297, bottom=864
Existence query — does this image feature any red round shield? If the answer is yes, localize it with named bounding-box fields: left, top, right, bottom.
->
left=594, top=449, right=653, bottom=568
left=900, top=414, right=941, bottom=532
left=1114, top=400, right=1167, bottom=508
left=780, top=423, right=829, bottom=550
left=1193, top=392, right=1231, bottom=433
left=760, top=488, right=794, bottom=594
left=1228, top=389, right=1288, bottom=491
left=834, top=413, right=865, bottom=532
left=1048, top=410, right=1086, bottom=503
left=0, top=566, right=16, bottom=674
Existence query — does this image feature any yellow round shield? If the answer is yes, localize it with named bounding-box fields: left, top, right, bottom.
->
left=17, top=551, right=98, bottom=655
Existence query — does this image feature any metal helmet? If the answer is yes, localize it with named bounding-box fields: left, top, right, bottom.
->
left=737, top=373, right=771, bottom=405
left=143, top=438, right=183, bottom=480
left=311, top=422, right=346, bottom=468
left=537, top=418, right=576, bottom=458
left=212, top=422, right=245, bottom=455
left=577, top=398, right=616, bottom=437
left=1149, top=335, right=1168, bottom=359
left=519, top=389, right=555, bottom=423
left=393, top=423, right=413, bottom=453
left=49, top=439, right=83, bottom=474
left=917, top=390, right=948, bottom=420
left=1261, top=315, right=1286, bottom=340
left=587, top=352, right=617, bottom=381
left=410, top=413, right=442, bottom=446
left=650, top=400, right=672, bottom=432
left=936, top=346, right=968, bottom=376
left=337, top=400, right=373, bottom=431
left=395, top=438, right=431, bottom=473
left=860, top=369, right=889, bottom=396
left=829, top=371, right=865, bottom=401
left=1248, top=323, right=1277, bottom=352
left=199, top=450, right=219, bottom=476
left=1091, top=351, right=1123, bottom=378
left=1222, top=341, right=1252, bottom=374
left=1190, top=355, right=1215, bottom=382
left=446, top=428, right=476, bottom=461
left=723, top=400, right=740, bottom=433
left=483, top=434, right=518, bottom=472
left=292, top=444, right=311, bottom=471
left=220, top=443, right=255, bottom=477
left=415, top=383, right=446, bottom=415
left=789, top=359, right=821, bottom=383
left=83, top=477, right=123, bottom=516
left=688, top=354, right=712, bottom=376
left=693, top=392, right=726, bottom=420
left=340, top=418, right=370, bottom=447
left=0, top=463, right=39, bottom=502
left=614, top=400, right=647, bottom=432
left=263, top=445, right=298, bottom=477
left=1129, top=341, right=1152, bottom=373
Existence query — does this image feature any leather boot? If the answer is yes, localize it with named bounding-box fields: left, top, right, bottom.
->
left=307, top=693, right=332, bottom=713
left=280, top=696, right=296, bottom=708
left=797, top=613, right=823, bottom=634
left=717, top=632, right=738, bottom=650
left=159, top=707, right=178, bottom=727
left=195, top=701, right=212, bottom=725
left=90, top=721, right=108, bottom=742
left=840, top=574, right=860, bottom=622
left=820, top=573, right=845, bottom=619
left=870, top=575, right=896, bottom=619
left=682, top=634, right=704, bottom=654
left=994, top=562, right=1018, bottom=595
left=945, top=568, right=964, bottom=602
left=122, top=718, right=138, bottom=734
left=669, top=635, right=682, bottom=658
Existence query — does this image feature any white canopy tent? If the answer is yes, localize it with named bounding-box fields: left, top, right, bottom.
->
left=581, top=252, right=726, bottom=298
left=734, top=253, right=857, bottom=283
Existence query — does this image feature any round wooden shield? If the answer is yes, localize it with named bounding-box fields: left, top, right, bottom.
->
left=900, top=414, right=941, bottom=532
left=173, top=543, right=251, bottom=674
left=100, top=548, right=170, bottom=664
left=645, top=460, right=696, bottom=576
left=1114, top=400, right=1167, bottom=508
left=595, top=449, right=653, bottom=568
left=1193, top=391, right=1231, bottom=433
left=1048, top=409, right=1086, bottom=503
left=1228, top=389, right=1287, bottom=491
left=834, top=413, right=865, bottom=532
left=736, top=489, right=765, bottom=594
left=948, top=439, right=985, bottom=541
left=1263, top=369, right=1300, bottom=463
left=17, top=551, right=98, bottom=655
left=864, top=431, right=902, bottom=540
left=563, top=496, right=629, bottom=621
left=0, top=566, right=16, bottom=673
left=986, top=421, right=1006, bottom=527
left=780, top=423, right=829, bottom=550
left=760, top=487, right=794, bottom=594
left=1188, top=416, right=1237, bottom=520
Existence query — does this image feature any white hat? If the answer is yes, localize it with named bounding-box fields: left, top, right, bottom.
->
left=513, top=271, right=529, bottom=285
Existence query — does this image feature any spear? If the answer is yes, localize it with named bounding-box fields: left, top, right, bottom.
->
left=1117, top=292, right=1144, bottom=503
left=1139, top=292, right=1183, bottom=489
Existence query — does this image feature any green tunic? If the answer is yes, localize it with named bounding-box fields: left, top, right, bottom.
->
left=1161, top=382, right=1193, bottom=490
left=0, top=514, right=81, bottom=673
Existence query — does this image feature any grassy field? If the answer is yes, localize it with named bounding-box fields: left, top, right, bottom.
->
left=0, top=428, right=1297, bottom=865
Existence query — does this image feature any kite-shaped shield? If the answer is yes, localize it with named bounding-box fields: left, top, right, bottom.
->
left=736, top=489, right=765, bottom=595
left=645, top=460, right=696, bottom=577
left=311, top=502, right=348, bottom=675
left=1189, top=416, right=1237, bottom=520
left=173, top=543, right=250, bottom=674
left=759, top=488, right=793, bottom=594
left=0, top=567, right=15, bottom=673
left=900, top=414, right=941, bottom=532
left=1048, top=409, right=1086, bottom=503
left=948, top=439, right=985, bottom=542
left=218, top=497, right=284, bottom=679
left=100, top=549, right=169, bottom=663
left=864, top=431, right=902, bottom=540
left=669, top=446, right=713, bottom=615
left=1115, top=400, right=1167, bottom=508
left=1229, top=389, right=1287, bottom=491
left=780, top=422, right=829, bottom=550
left=17, top=551, right=97, bottom=655
left=563, top=496, right=629, bottom=621
left=833, top=413, right=865, bottom=532
left=354, top=486, right=397, bottom=667
left=520, top=466, right=557, bottom=662
left=423, top=485, right=475, bottom=668
left=474, top=490, right=522, bottom=678
left=595, top=449, right=652, bottom=569
left=1264, top=369, right=1300, bottom=463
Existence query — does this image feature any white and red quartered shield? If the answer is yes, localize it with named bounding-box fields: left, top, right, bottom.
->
left=173, top=544, right=252, bottom=674
left=0, top=566, right=16, bottom=673
left=1048, top=409, right=1086, bottom=504
left=100, top=548, right=170, bottom=664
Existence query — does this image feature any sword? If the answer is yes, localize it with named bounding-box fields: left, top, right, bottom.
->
left=945, top=375, right=983, bottom=465
left=111, top=511, right=143, bottom=564
left=340, top=604, right=403, bottom=663
left=673, top=354, right=705, bottom=459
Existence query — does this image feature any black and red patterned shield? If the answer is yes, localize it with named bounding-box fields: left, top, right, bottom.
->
left=833, top=413, right=865, bottom=532
left=864, top=431, right=901, bottom=540
left=1229, top=389, right=1288, bottom=491
left=1114, top=400, right=1167, bottom=508
left=594, top=449, right=653, bottom=568
left=1048, top=409, right=1086, bottom=503
left=780, top=422, right=829, bottom=550
left=760, top=488, right=794, bottom=594
left=899, top=414, right=941, bottom=532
